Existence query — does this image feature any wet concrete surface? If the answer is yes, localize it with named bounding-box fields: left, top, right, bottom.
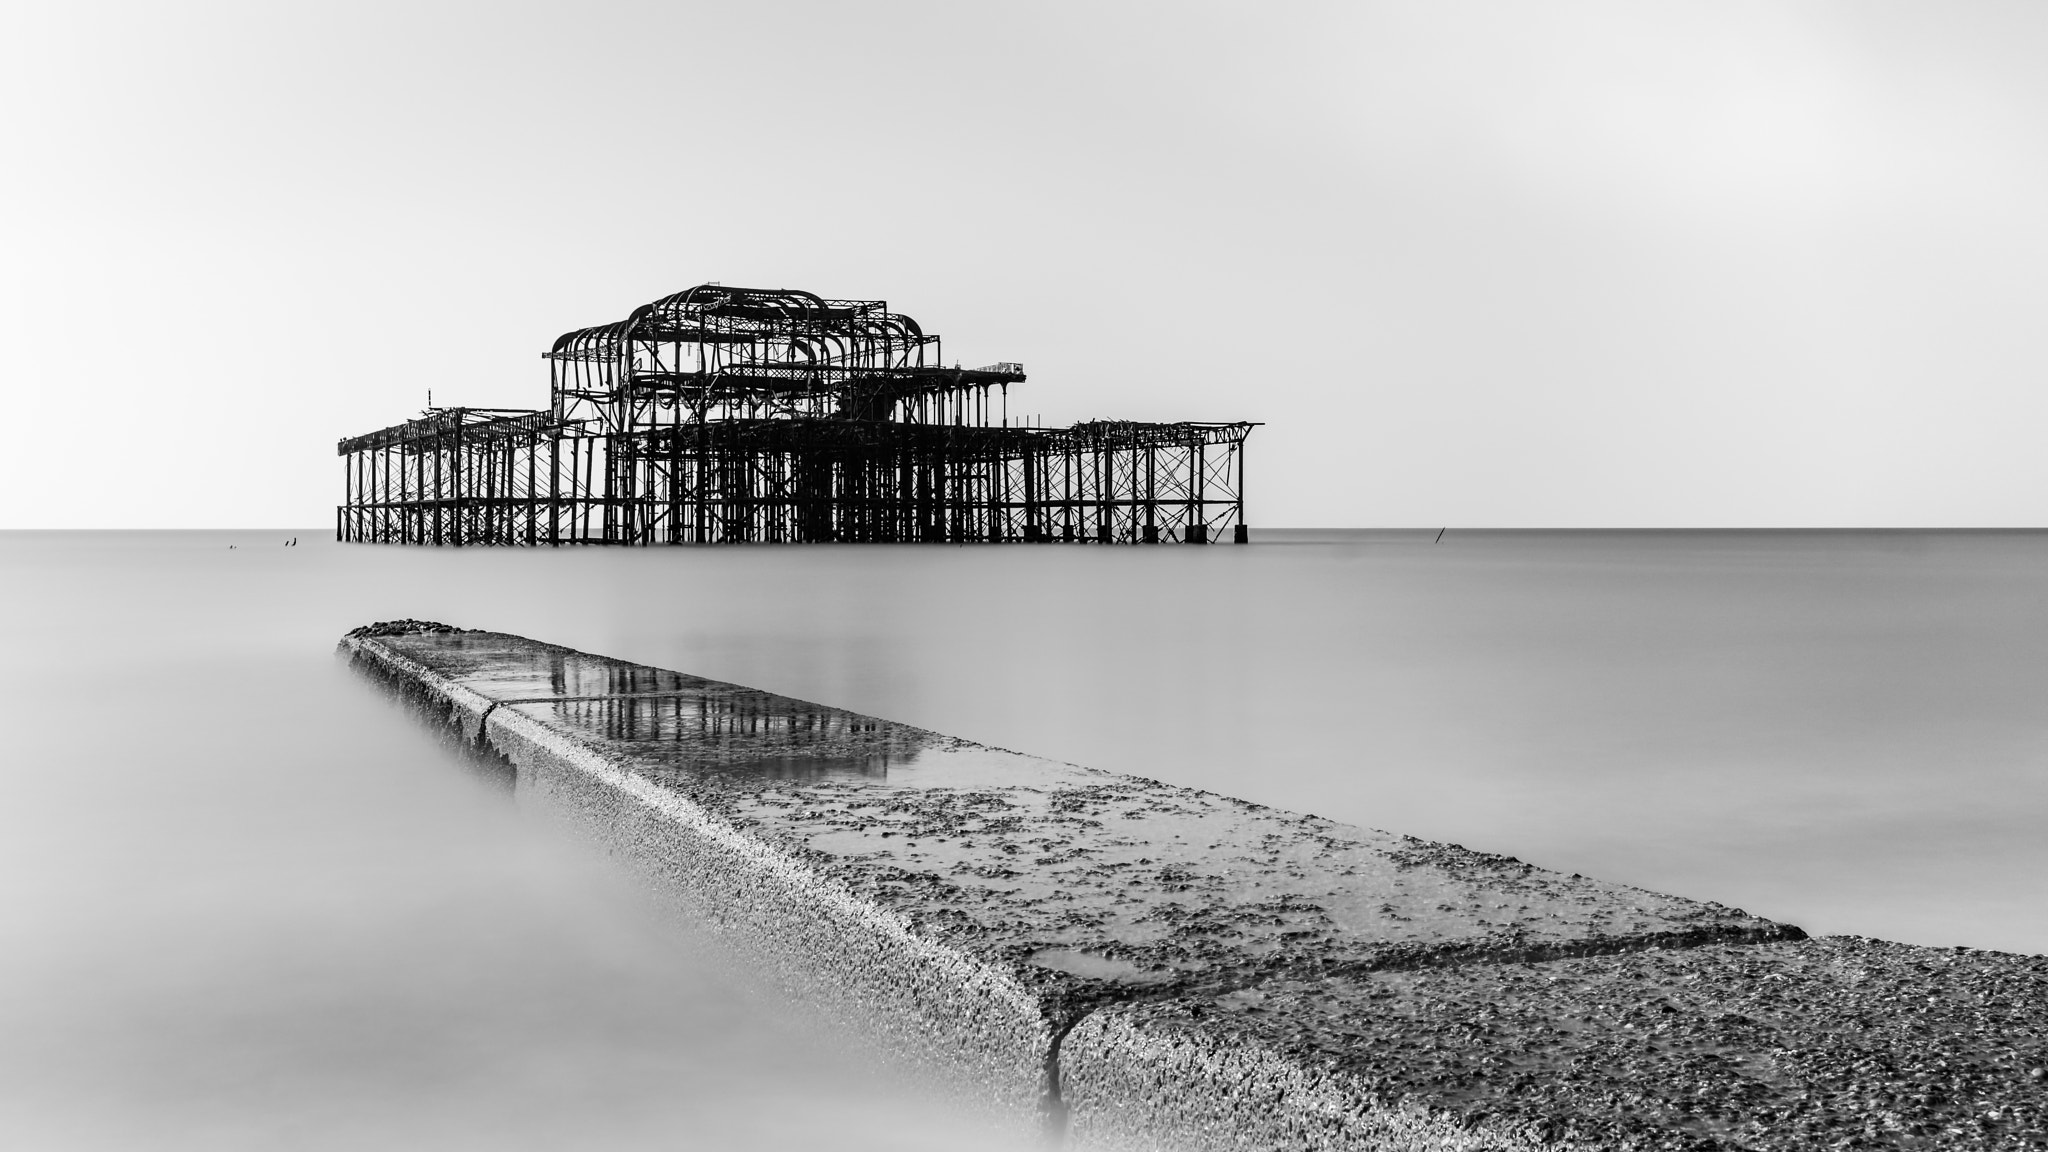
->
left=341, top=623, right=2043, bottom=1149
left=350, top=629, right=1791, bottom=994
left=1063, top=937, right=2048, bottom=1150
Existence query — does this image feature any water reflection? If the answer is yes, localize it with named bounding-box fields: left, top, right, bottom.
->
left=511, top=680, right=934, bottom=782
left=400, top=631, right=936, bottom=780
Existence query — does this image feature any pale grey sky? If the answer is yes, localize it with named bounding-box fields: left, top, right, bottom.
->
left=5, top=1, right=2047, bottom=527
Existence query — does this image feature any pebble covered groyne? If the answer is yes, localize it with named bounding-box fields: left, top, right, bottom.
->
left=340, top=623, right=2048, bottom=1150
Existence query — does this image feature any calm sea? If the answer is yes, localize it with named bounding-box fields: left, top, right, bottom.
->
left=3, top=529, right=2043, bottom=1147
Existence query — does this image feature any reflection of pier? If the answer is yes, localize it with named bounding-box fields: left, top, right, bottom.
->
left=337, top=285, right=1256, bottom=546
left=485, top=646, right=933, bottom=778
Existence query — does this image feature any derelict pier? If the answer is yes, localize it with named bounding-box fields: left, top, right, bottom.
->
left=336, top=284, right=1256, bottom=545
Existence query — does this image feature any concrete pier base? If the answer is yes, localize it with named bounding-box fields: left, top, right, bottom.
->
left=1061, top=937, right=2048, bottom=1150
left=342, top=622, right=2047, bottom=1150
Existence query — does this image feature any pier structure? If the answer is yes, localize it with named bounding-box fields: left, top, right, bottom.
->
left=345, top=621, right=2048, bottom=1151
left=336, top=285, right=1255, bottom=545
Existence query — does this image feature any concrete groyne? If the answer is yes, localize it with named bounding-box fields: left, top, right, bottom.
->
left=342, top=622, right=2048, bottom=1150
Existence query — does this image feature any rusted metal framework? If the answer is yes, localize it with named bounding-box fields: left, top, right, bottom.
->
left=337, top=285, right=1255, bottom=545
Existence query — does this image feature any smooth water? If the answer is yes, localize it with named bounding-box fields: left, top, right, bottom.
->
left=3, top=529, right=2044, bottom=1146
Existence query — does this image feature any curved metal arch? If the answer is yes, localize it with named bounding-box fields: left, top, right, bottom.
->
left=546, top=284, right=950, bottom=421
left=636, top=285, right=837, bottom=332
left=547, top=320, right=631, bottom=361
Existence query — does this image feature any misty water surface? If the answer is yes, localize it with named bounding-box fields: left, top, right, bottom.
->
left=3, top=529, right=2044, bottom=1146
left=0, top=532, right=1034, bottom=1151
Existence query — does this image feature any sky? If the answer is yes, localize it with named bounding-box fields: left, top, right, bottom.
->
left=4, top=1, right=2048, bottom=528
